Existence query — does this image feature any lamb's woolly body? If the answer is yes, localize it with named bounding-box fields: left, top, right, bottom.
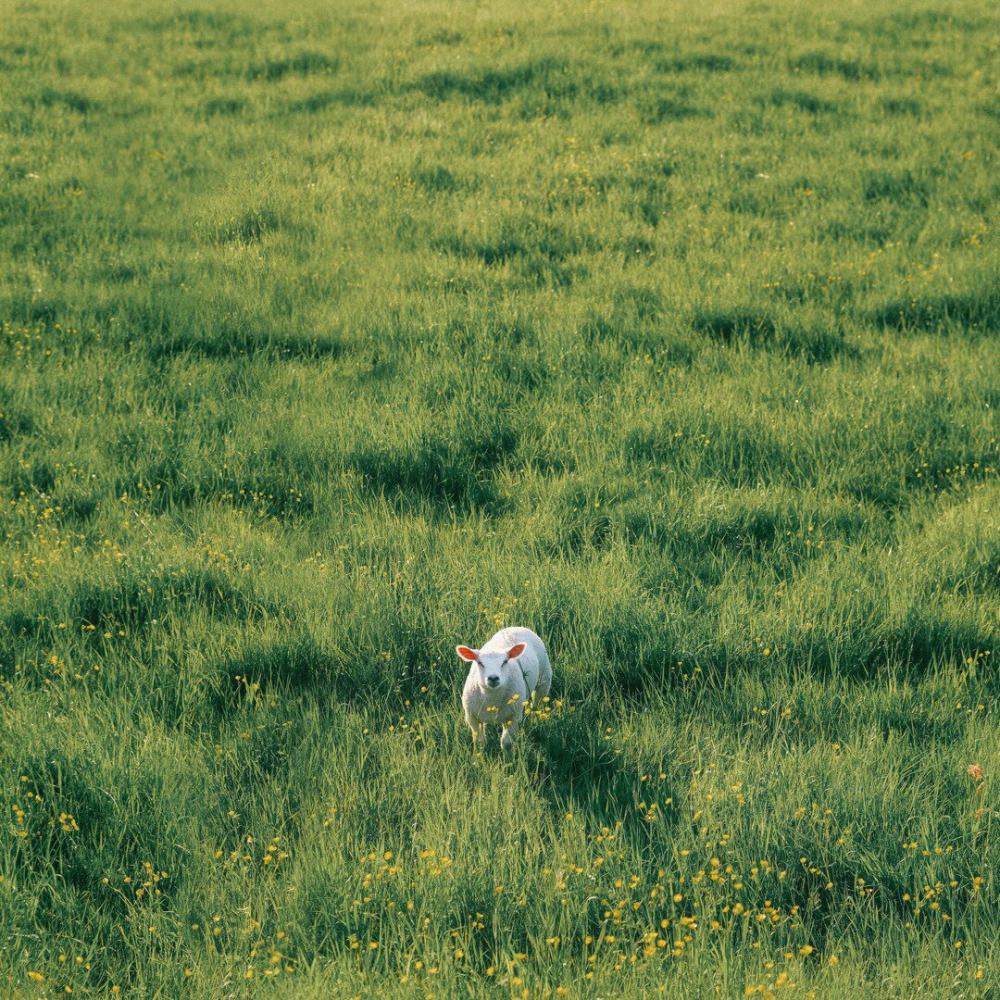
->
left=461, top=627, right=552, bottom=751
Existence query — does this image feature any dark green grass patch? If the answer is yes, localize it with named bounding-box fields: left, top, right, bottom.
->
left=790, top=51, right=881, bottom=81
left=871, top=287, right=1000, bottom=335
left=347, top=419, right=519, bottom=514
left=246, top=51, right=338, bottom=82
left=32, top=88, right=101, bottom=114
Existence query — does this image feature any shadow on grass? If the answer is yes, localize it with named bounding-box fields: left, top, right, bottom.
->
left=790, top=51, right=880, bottom=81
left=762, top=87, right=840, bottom=115
left=692, top=307, right=859, bottom=362
left=28, top=88, right=99, bottom=114
left=869, top=288, right=999, bottom=335
left=433, top=223, right=588, bottom=287
left=246, top=51, right=338, bottom=82
left=413, top=57, right=620, bottom=107
left=347, top=421, right=518, bottom=515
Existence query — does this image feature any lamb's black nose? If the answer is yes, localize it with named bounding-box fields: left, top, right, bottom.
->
left=487, top=676, right=500, bottom=687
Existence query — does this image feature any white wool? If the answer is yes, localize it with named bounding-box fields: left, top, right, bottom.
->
left=457, top=627, right=552, bottom=752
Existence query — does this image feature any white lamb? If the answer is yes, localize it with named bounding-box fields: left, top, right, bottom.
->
left=457, top=626, right=552, bottom=752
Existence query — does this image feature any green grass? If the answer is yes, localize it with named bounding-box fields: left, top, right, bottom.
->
left=1, top=0, right=998, bottom=995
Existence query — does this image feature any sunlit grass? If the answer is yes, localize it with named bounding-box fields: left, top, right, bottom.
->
left=0, top=0, right=997, bottom=995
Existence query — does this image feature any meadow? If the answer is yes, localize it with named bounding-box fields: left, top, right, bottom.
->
left=1, top=0, right=998, bottom=995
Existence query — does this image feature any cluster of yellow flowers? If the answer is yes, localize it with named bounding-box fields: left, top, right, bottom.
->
left=1, top=320, right=90, bottom=357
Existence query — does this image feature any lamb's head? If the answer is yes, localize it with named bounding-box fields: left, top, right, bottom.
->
left=456, top=642, right=527, bottom=690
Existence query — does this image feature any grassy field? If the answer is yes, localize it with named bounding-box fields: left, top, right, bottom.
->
left=1, top=0, right=998, bottom=995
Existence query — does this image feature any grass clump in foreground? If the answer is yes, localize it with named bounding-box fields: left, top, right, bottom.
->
left=0, top=0, right=998, bottom=995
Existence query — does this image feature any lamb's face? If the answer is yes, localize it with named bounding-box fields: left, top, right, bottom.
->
left=456, top=642, right=528, bottom=691
left=476, top=652, right=510, bottom=689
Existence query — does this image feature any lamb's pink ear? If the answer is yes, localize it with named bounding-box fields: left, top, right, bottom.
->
left=506, top=642, right=527, bottom=659
left=456, top=645, right=478, bottom=663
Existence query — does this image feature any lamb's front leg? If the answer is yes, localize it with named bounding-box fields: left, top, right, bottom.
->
left=470, top=720, right=486, bottom=751
left=466, top=707, right=486, bottom=751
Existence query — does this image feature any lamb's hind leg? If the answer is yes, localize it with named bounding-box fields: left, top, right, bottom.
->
left=531, top=652, right=553, bottom=709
